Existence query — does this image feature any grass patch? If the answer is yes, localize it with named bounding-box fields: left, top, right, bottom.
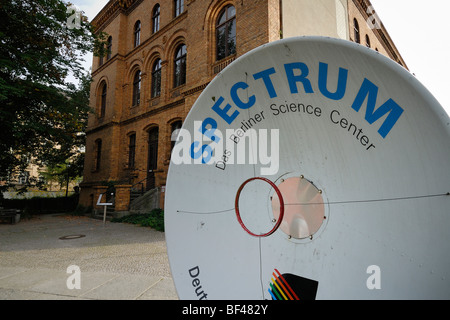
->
left=111, top=209, right=164, bottom=231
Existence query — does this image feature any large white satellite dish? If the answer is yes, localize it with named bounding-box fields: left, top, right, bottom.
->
left=165, top=37, right=450, bottom=299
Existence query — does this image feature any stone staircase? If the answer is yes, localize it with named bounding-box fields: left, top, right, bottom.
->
left=129, top=187, right=161, bottom=214
left=130, top=190, right=143, bottom=203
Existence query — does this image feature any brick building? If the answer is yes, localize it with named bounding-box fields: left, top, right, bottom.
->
left=79, top=0, right=406, bottom=212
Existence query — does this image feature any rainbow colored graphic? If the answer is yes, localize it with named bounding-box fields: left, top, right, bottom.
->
left=268, top=269, right=300, bottom=300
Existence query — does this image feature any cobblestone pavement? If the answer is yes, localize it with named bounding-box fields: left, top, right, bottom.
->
left=0, top=213, right=178, bottom=300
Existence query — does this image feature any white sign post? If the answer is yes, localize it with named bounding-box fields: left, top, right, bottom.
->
left=96, top=193, right=114, bottom=226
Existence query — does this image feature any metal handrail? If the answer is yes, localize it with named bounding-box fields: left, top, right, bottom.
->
left=131, top=176, right=149, bottom=195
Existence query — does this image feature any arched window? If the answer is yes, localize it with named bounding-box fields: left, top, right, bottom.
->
left=174, top=44, right=186, bottom=88
left=128, top=133, right=136, bottom=169
left=134, top=20, right=141, bottom=47
left=151, top=58, right=162, bottom=98
left=100, top=81, right=107, bottom=118
left=132, top=70, right=141, bottom=106
left=365, top=34, right=371, bottom=48
left=174, top=0, right=184, bottom=17
left=216, top=5, right=236, bottom=61
left=94, top=139, right=102, bottom=171
left=107, top=36, right=112, bottom=60
left=152, top=4, right=160, bottom=33
left=170, top=120, right=182, bottom=151
left=147, top=127, right=159, bottom=190
left=353, top=18, right=360, bottom=44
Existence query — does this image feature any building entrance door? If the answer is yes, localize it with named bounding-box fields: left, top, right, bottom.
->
left=147, top=127, right=158, bottom=191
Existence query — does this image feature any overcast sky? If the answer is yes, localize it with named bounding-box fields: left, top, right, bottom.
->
left=72, top=0, right=449, bottom=116
left=370, top=0, right=450, bottom=115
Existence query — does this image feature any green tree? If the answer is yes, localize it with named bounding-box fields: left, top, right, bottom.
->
left=0, top=0, right=104, bottom=182
left=38, top=72, right=91, bottom=194
left=42, top=71, right=91, bottom=173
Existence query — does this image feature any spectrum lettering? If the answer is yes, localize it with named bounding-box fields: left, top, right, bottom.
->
left=190, top=61, right=404, bottom=162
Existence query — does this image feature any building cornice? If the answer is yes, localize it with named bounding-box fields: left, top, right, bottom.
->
left=92, top=0, right=144, bottom=31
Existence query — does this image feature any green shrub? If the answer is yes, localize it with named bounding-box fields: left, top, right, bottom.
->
left=111, top=208, right=164, bottom=231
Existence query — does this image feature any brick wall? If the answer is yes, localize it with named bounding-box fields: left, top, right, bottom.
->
left=81, top=0, right=275, bottom=208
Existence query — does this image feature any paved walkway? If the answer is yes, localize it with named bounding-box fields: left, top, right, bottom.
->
left=0, top=213, right=178, bottom=300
